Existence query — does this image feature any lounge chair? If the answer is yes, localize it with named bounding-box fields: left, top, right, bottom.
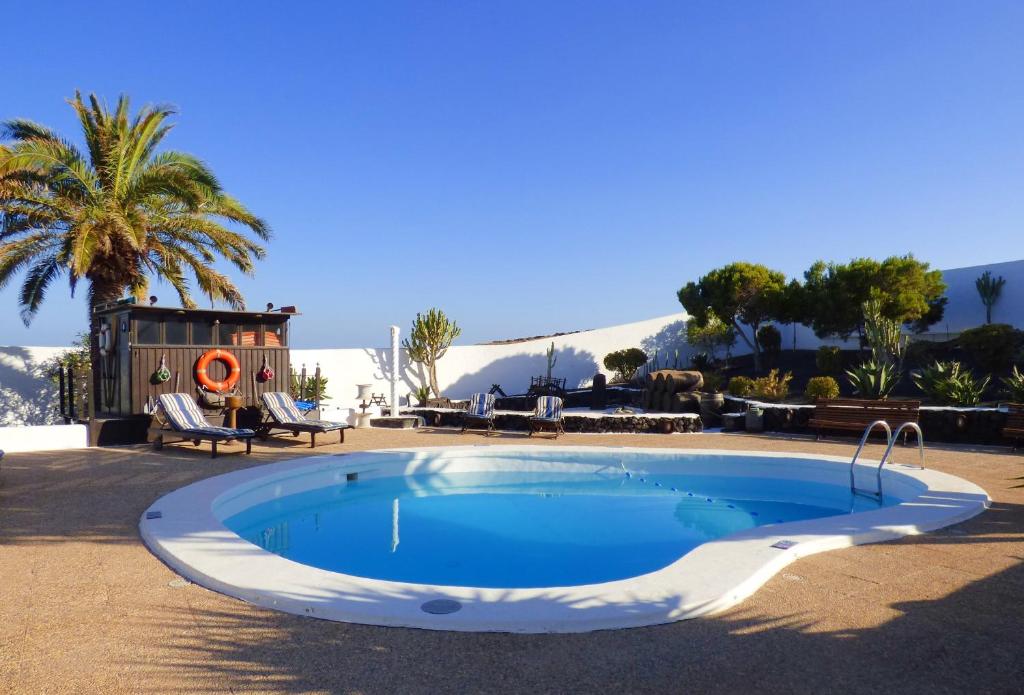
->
left=529, top=396, right=564, bottom=438
left=151, top=393, right=255, bottom=458
left=462, top=393, right=496, bottom=435
left=260, top=392, right=352, bottom=447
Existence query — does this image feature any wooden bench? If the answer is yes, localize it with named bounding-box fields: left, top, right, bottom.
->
left=809, top=398, right=921, bottom=442
left=1002, top=403, right=1024, bottom=451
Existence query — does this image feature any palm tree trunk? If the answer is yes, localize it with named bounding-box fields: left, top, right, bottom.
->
left=88, top=281, right=123, bottom=414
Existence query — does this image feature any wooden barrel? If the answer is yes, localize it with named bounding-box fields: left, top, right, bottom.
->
left=699, top=392, right=726, bottom=427
left=661, top=391, right=675, bottom=413
left=665, top=371, right=703, bottom=394
left=673, top=392, right=700, bottom=413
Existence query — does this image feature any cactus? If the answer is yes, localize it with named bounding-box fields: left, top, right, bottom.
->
left=975, top=271, right=1005, bottom=324
left=403, top=308, right=462, bottom=397
left=546, top=341, right=558, bottom=379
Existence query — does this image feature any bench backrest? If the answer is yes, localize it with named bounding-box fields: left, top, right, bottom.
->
left=813, top=398, right=920, bottom=422
left=1004, top=403, right=1024, bottom=430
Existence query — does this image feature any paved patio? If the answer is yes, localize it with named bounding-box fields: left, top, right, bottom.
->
left=2, top=428, right=1023, bottom=694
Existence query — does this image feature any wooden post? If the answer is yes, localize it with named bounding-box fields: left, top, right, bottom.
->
left=68, top=366, right=76, bottom=421
left=300, top=365, right=307, bottom=400
left=314, top=363, right=322, bottom=410
left=58, top=366, right=68, bottom=424
left=85, top=366, right=95, bottom=420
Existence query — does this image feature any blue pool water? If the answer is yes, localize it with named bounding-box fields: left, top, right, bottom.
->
left=221, top=463, right=897, bottom=588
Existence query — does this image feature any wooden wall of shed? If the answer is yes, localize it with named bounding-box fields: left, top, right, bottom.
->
left=123, top=347, right=290, bottom=415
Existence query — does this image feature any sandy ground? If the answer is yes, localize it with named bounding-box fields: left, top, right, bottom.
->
left=1, top=427, right=1023, bottom=694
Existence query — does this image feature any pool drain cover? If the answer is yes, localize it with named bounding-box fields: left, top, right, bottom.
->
left=421, top=599, right=462, bottom=615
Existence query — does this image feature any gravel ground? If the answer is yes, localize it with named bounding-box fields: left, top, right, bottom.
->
left=2, top=428, right=1023, bottom=694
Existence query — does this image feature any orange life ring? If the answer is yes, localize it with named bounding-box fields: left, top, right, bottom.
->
left=195, top=349, right=241, bottom=393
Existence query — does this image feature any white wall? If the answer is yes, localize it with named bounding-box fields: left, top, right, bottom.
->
left=293, top=313, right=691, bottom=412
left=0, top=346, right=66, bottom=426
left=0, top=424, right=88, bottom=453
left=924, top=259, right=1024, bottom=335
left=1, top=259, right=1021, bottom=426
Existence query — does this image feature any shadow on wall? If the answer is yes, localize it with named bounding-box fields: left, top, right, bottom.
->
left=444, top=347, right=598, bottom=398
left=640, top=320, right=693, bottom=368
left=0, top=347, right=61, bottom=426
left=361, top=348, right=424, bottom=395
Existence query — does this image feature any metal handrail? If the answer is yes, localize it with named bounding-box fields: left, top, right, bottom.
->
left=849, top=420, right=892, bottom=499
left=879, top=421, right=926, bottom=474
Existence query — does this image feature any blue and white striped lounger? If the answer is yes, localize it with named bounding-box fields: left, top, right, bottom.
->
left=529, top=396, right=565, bottom=437
left=154, top=393, right=255, bottom=458
left=261, top=392, right=352, bottom=447
left=462, top=393, right=496, bottom=435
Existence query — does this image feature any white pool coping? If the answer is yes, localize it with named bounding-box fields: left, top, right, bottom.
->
left=140, top=445, right=989, bottom=633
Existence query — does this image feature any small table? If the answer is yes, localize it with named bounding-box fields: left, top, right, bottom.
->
left=224, top=395, right=245, bottom=429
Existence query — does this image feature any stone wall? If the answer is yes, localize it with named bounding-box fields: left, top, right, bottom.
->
left=405, top=408, right=703, bottom=434
left=723, top=397, right=1014, bottom=446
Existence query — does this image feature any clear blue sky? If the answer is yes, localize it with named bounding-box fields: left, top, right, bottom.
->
left=2, top=1, right=1022, bottom=347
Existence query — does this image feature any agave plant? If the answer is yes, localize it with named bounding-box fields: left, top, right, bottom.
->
left=846, top=359, right=900, bottom=399
left=912, top=360, right=990, bottom=405
left=939, top=371, right=989, bottom=406
left=1003, top=366, right=1024, bottom=403
left=911, top=361, right=962, bottom=402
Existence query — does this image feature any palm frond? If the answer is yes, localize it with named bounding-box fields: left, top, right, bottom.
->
left=18, top=255, right=63, bottom=325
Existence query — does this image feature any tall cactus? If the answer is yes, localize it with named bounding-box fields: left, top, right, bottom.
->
left=545, top=341, right=558, bottom=379
left=403, top=308, right=461, bottom=397
left=975, top=271, right=1005, bottom=324
left=862, top=298, right=906, bottom=367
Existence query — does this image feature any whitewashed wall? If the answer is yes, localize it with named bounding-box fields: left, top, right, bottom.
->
left=0, top=346, right=66, bottom=426
left=924, top=259, right=1024, bottom=335
left=293, top=313, right=691, bottom=413
left=1, top=259, right=1021, bottom=427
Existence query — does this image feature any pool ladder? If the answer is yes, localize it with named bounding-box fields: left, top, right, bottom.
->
left=849, top=420, right=925, bottom=501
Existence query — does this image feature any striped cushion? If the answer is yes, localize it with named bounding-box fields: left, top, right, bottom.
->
left=290, top=419, right=350, bottom=431
left=157, top=393, right=254, bottom=437
left=187, top=426, right=256, bottom=438
left=159, top=393, right=211, bottom=431
left=533, top=396, right=563, bottom=420
left=262, top=391, right=305, bottom=424
left=261, top=392, right=349, bottom=430
left=466, top=393, right=495, bottom=418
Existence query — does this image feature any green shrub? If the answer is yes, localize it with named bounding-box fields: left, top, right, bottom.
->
left=603, top=347, right=648, bottom=382
left=1003, top=366, right=1024, bottom=403
left=846, top=359, right=899, bottom=399
left=805, top=376, right=840, bottom=401
left=702, top=371, right=725, bottom=393
left=815, top=346, right=843, bottom=375
left=290, top=373, right=331, bottom=402
left=727, top=375, right=755, bottom=397
left=911, top=361, right=962, bottom=402
left=752, top=369, right=792, bottom=401
left=939, top=371, right=989, bottom=406
left=912, top=360, right=990, bottom=405
left=957, top=324, right=1022, bottom=374
left=757, top=325, right=782, bottom=365
left=690, top=352, right=714, bottom=372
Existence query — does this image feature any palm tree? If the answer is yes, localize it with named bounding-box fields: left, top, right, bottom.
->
left=0, top=92, right=270, bottom=398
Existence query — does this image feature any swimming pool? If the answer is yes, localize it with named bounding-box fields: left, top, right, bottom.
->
left=141, top=446, right=989, bottom=632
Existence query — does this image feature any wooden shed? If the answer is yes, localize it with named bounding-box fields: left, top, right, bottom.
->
left=92, top=300, right=295, bottom=419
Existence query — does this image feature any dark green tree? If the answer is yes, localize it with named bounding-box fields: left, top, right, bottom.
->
left=803, top=255, right=946, bottom=343
left=678, top=262, right=786, bottom=372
